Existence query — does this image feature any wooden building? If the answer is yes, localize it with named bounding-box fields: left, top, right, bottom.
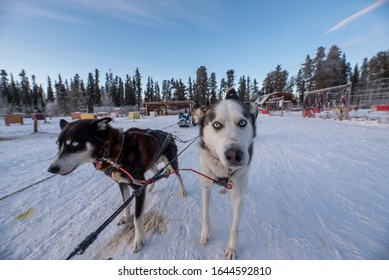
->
left=144, top=100, right=195, bottom=116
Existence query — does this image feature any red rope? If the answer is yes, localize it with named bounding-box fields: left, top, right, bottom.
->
left=161, top=168, right=233, bottom=189
left=108, top=161, right=232, bottom=189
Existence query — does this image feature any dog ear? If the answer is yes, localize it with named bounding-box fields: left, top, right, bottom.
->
left=244, top=102, right=259, bottom=120
left=192, top=106, right=207, bottom=126
left=95, top=117, right=113, bottom=130
left=59, top=119, right=69, bottom=130
left=225, top=87, right=239, bottom=101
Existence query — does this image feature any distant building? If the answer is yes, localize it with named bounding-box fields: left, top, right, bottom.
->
left=144, top=100, right=195, bottom=116
left=256, top=92, right=294, bottom=110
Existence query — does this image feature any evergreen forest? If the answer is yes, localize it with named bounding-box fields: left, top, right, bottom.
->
left=1, top=45, right=388, bottom=116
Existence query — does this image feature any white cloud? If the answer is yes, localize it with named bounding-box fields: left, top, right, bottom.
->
left=64, top=0, right=222, bottom=29
left=1, top=0, right=222, bottom=29
left=325, top=0, right=387, bottom=34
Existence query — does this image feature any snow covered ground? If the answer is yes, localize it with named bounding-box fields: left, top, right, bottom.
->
left=0, top=112, right=388, bottom=260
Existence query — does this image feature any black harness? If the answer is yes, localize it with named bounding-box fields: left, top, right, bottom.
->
left=95, top=129, right=172, bottom=181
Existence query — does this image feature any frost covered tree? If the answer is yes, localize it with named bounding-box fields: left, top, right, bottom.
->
left=369, top=50, right=389, bottom=80
left=262, top=65, right=288, bottom=94
left=313, top=46, right=326, bottom=89
left=209, top=72, right=217, bottom=104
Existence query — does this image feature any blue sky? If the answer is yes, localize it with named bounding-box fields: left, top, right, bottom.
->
left=1, top=0, right=388, bottom=89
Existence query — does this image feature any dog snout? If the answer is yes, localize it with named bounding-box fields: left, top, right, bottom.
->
left=47, top=165, right=59, bottom=174
left=225, top=148, right=243, bottom=166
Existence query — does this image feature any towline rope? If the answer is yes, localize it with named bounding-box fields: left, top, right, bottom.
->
left=0, top=175, right=56, bottom=202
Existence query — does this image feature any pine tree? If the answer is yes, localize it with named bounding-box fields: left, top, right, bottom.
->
left=187, top=77, right=194, bottom=100
left=226, top=69, right=235, bottom=88
left=19, top=70, right=32, bottom=114
left=86, top=72, right=94, bottom=112
left=209, top=72, right=217, bottom=104
left=134, top=68, right=142, bottom=109
left=313, top=46, right=326, bottom=89
left=324, top=45, right=343, bottom=87
left=80, top=79, right=86, bottom=109
left=162, top=80, right=170, bottom=101
left=47, top=76, right=55, bottom=103
left=69, top=74, right=83, bottom=112
left=262, top=65, right=288, bottom=94
left=218, top=78, right=227, bottom=100
left=105, top=70, right=113, bottom=106
left=55, top=74, right=69, bottom=115
left=125, top=74, right=136, bottom=105
left=195, top=66, right=208, bottom=105
left=340, top=53, right=351, bottom=85
left=154, top=81, right=161, bottom=101
left=31, top=75, right=40, bottom=112
left=251, top=78, right=259, bottom=101
left=38, top=84, right=46, bottom=112
left=112, top=76, right=120, bottom=106
left=238, top=75, right=246, bottom=102
left=246, top=76, right=251, bottom=102
left=369, top=50, right=389, bottom=80
left=295, top=69, right=306, bottom=103
left=118, top=77, right=124, bottom=106
left=360, top=58, right=369, bottom=85
left=144, top=76, right=154, bottom=102
left=350, top=64, right=360, bottom=104
left=9, top=74, right=20, bottom=112
left=175, top=79, right=186, bottom=101
left=0, top=70, right=10, bottom=106
left=94, top=69, right=101, bottom=106
left=302, top=55, right=314, bottom=91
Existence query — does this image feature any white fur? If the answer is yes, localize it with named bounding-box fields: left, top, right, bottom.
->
left=193, top=99, right=257, bottom=260
left=49, top=143, right=94, bottom=175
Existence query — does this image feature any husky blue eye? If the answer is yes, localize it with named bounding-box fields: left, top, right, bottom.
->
left=213, top=122, right=222, bottom=129
left=72, top=141, right=79, bottom=147
left=239, top=120, right=247, bottom=127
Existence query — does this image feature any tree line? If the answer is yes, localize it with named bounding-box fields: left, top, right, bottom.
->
left=1, top=45, right=388, bottom=116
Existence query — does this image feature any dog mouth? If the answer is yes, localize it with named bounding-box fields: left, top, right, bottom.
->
left=47, top=164, right=78, bottom=175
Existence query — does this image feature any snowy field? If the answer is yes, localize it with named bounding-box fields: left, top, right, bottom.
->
left=0, top=112, right=388, bottom=260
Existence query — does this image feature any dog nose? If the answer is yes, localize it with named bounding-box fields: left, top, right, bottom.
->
left=225, top=148, right=243, bottom=165
left=47, top=165, right=59, bottom=174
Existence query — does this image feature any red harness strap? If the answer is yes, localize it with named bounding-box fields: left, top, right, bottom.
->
left=100, top=158, right=233, bottom=189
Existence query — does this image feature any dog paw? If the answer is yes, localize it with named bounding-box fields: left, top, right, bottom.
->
left=200, top=230, right=210, bottom=246
left=180, top=189, right=187, bottom=197
left=225, top=247, right=237, bottom=260
left=133, top=237, right=145, bottom=253
left=118, top=215, right=130, bottom=225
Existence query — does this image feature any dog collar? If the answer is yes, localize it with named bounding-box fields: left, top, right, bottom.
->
left=216, top=168, right=234, bottom=189
left=95, top=130, right=125, bottom=174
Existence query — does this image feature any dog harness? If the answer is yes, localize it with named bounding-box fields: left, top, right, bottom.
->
left=95, top=129, right=173, bottom=185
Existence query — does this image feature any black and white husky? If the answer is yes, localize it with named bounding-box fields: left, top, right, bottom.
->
left=192, top=88, right=258, bottom=259
left=47, top=118, right=186, bottom=253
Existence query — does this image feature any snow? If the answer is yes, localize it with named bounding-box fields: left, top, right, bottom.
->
left=0, top=112, right=388, bottom=260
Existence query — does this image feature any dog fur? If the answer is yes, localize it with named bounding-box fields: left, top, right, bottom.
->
left=192, top=88, right=258, bottom=259
left=47, top=117, right=186, bottom=253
